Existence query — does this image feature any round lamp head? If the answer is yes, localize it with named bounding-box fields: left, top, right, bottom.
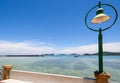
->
left=91, top=8, right=110, bottom=24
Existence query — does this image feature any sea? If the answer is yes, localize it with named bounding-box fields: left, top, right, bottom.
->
left=0, top=55, right=119, bottom=82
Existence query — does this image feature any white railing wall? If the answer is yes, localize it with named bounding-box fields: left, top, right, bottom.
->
left=10, top=70, right=96, bottom=83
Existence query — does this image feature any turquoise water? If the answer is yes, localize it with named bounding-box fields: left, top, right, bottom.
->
left=0, top=55, right=120, bottom=82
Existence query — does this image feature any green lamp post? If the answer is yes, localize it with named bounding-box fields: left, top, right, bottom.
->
left=85, top=2, right=118, bottom=73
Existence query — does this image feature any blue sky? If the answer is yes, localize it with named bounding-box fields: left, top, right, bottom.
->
left=0, top=0, right=119, bottom=54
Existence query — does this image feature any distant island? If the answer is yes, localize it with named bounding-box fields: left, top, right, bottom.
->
left=0, top=52, right=120, bottom=57
left=84, top=52, right=120, bottom=56
left=0, top=54, right=55, bottom=57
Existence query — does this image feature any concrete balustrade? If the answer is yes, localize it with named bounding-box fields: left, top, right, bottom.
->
left=10, top=70, right=96, bottom=83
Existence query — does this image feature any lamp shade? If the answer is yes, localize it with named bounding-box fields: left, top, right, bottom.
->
left=91, top=8, right=110, bottom=24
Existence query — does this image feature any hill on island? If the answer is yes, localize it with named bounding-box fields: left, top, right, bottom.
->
left=84, top=52, right=120, bottom=56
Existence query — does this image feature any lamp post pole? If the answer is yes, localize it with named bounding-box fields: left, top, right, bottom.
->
left=98, top=28, right=103, bottom=73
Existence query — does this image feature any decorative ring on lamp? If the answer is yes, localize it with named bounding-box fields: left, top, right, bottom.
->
left=85, top=3, right=118, bottom=32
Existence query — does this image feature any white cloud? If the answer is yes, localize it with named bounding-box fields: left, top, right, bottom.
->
left=58, top=44, right=98, bottom=54
left=0, top=40, right=120, bottom=55
left=0, top=40, right=55, bottom=55
left=58, top=42, right=120, bottom=54
left=103, top=42, right=120, bottom=52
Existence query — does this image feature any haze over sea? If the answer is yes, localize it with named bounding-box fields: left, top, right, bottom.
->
left=0, top=55, right=120, bottom=82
